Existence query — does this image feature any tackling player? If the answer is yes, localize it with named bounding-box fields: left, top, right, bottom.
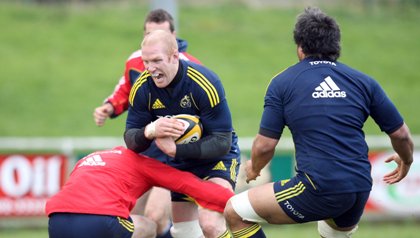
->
left=46, top=146, right=234, bottom=238
left=223, top=7, right=414, bottom=238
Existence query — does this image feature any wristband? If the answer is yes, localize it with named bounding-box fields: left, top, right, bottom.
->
left=144, top=121, right=156, bottom=139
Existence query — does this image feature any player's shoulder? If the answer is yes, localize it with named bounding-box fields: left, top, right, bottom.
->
left=183, top=61, right=224, bottom=108
left=184, top=60, right=220, bottom=83
left=127, top=49, right=142, bottom=61
left=126, top=49, right=146, bottom=70
left=338, top=62, right=375, bottom=82
left=129, top=71, right=152, bottom=105
left=179, top=52, right=202, bottom=64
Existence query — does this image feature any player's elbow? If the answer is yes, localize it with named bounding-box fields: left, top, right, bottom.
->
left=215, top=131, right=232, bottom=155
left=124, top=128, right=152, bottom=153
left=195, top=131, right=232, bottom=159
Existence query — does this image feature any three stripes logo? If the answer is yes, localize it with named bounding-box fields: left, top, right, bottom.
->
left=78, top=154, right=106, bottom=167
left=312, top=76, right=346, bottom=98
left=117, top=217, right=134, bottom=232
left=212, top=161, right=227, bottom=171
left=152, top=99, right=166, bottom=109
left=275, top=181, right=306, bottom=202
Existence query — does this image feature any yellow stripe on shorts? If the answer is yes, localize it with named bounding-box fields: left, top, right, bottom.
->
left=117, top=217, right=134, bottom=232
left=275, top=181, right=306, bottom=202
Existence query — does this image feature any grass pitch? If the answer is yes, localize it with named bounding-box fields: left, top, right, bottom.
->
left=1, top=221, right=419, bottom=238
left=1, top=2, right=419, bottom=137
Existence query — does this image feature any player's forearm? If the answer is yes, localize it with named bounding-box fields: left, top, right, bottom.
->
left=389, top=123, right=414, bottom=165
left=106, top=76, right=131, bottom=117
left=124, top=128, right=152, bottom=153
left=106, top=98, right=128, bottom=118
left=251, top=149, right=274, bottom=174
left=176, top=131, right=232, bottom=159
left=151, top=161, right=234, bottom=213
left=251, top=134, right=277, bottom=173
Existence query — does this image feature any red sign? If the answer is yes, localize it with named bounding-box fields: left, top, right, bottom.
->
left=0, top=154, right=68, bottom=216
left=366, top=151, right=420, bottom=216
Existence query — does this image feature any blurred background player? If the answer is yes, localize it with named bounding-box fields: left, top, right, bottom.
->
left=223, top=7, right=414, bottom=238
left=93, top=9, right=201, bottom=238
left=125, top=30, right=241, bottom=238
left=46, top=146, right=234, bottom=238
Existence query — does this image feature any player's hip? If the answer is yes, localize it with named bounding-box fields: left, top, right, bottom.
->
left=273, top=175, right=369, bottom=227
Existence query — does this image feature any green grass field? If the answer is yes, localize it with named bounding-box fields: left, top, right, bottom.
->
left=1, top=1, right=419, bottom=237
left=1, top=1, right=420, bottom=137
left=1, top=220, right=419, bottom=238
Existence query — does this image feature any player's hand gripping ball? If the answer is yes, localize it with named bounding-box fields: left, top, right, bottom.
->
left=172, top=114, right=203, bottom=144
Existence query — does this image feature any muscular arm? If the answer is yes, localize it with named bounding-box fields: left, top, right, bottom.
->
left=140, top=155, right=234, bottom=213
left=246, top=133, right=279, bottom=183
left=389, top=123, right=414, bottom=165
left=383, top=122, right=414, bottom=184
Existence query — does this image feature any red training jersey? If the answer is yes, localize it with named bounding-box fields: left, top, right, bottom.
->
left=45, top=147, right=233, bottom=218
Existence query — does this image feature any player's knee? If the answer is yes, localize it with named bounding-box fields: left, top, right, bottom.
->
left=198, top=210, right=226, bottom=236
left=318, top=220, right=358, bottom=238
left=145, top=204, right=170, bottom=228
left=145, top=209, right=168, bottom=224
left=131, top=215, right=157, bottom=238
left=228, top=191, right=267, bottom=223
left=170, top=220, right=203, bottom=238
left=224, top=199, right=238, bottom=224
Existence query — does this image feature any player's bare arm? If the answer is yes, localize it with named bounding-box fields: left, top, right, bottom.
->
left=155, top=137, right=177, bottom=157
left=247, top=134, right=278, bottom=183
left=383, top=122, right=413, bottom=184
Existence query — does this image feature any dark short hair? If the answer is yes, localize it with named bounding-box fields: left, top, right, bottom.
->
left=144, top=9, right=175, bottom=32
left=293, top=7, right=341, bottom=61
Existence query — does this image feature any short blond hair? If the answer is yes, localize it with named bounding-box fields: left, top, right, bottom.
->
left=141, top=29, right=178, bottom=55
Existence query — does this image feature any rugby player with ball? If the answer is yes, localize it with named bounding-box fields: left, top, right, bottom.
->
left=124, top=30, right=241, bottom=238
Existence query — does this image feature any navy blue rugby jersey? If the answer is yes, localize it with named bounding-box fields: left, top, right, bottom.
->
left=126, top=60, right=240, bottom=165
left=260, top=57, right=403, bottom=194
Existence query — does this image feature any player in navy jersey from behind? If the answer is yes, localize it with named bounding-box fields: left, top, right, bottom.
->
left=224, top=7, right=414, bottom=238
left=125, top=30, right=240, bottom=238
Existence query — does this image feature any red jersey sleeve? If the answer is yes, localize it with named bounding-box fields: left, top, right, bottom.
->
left=105, top=50, right=146, bottom=117
left=182, top=52, right=202, bottom=65
left=139, top=156, right=234, bottom=213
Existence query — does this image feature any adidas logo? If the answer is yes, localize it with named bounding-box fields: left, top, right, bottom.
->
left=78, top=155, right=106, bottom=167
left=152, top=99, right=166, bottom=109
left=212, top=161, right=227, bottom=171
left=312, top=76, right=346, bottom=98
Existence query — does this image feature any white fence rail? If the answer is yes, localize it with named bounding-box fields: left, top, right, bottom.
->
left=1, top=135, right=419, bottom=152
left=0, top=136, right=419, bottom=222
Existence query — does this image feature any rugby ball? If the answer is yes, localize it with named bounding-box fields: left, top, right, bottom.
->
left=173, top=114, right=203, bottom=144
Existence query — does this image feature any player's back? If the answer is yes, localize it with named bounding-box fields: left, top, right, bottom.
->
left=268, top=58, right=403, bottom=194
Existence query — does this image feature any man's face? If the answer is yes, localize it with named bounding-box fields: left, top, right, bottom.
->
left=144, top=21, right=175, bottom=36
left=142, top=41, right=179, bottom=88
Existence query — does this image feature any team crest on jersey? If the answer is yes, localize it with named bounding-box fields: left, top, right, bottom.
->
left=180, top=95, right=192, bottom=108
left=152, top=99, right=166, bottom=109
